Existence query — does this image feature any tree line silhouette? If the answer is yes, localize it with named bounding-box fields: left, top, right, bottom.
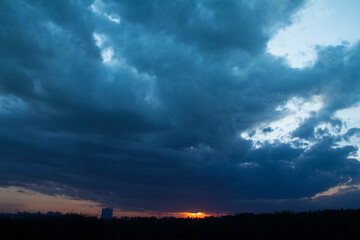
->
left=1, top=209, right=360, bottom=239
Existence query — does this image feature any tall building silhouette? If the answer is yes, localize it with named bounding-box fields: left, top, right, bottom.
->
left=101, top=208, right=113, bottom=220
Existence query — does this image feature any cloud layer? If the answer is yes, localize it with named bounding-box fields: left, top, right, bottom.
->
left=1, top=0, right=360, bottom=213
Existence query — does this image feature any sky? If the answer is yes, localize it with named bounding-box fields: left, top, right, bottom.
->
left=1, top=0, right=360, bottom=217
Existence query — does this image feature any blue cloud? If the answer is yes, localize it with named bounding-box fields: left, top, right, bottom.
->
left=1, top=0, right=360, bottom=213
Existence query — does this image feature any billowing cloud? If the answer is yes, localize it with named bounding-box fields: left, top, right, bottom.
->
left=1, top=0, right=360, bottom=214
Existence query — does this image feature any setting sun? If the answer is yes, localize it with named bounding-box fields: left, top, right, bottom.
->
left=182, top=212, right=208, bottom=218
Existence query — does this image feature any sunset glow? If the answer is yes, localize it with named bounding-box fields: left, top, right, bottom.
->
left=181, top=212, right=208, bottom=218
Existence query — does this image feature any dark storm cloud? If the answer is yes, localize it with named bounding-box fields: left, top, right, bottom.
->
left=344, top=128, right=360, bottom=141
left=1, top=0, right=360, bottom=213
left=100, top=0, right=303, bottom=54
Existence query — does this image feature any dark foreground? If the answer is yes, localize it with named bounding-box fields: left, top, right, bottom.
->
left=1, top=209, right=360, bottom=240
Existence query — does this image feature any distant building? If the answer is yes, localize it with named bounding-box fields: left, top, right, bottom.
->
left=101, top=208, right=113, bottom=220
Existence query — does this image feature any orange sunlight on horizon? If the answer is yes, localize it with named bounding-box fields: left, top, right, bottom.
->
left=180, top=212, right=209, bottom=218
left=0, top=187, right=220, bottom=219
left=0, top=186, right=102, bottom=215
